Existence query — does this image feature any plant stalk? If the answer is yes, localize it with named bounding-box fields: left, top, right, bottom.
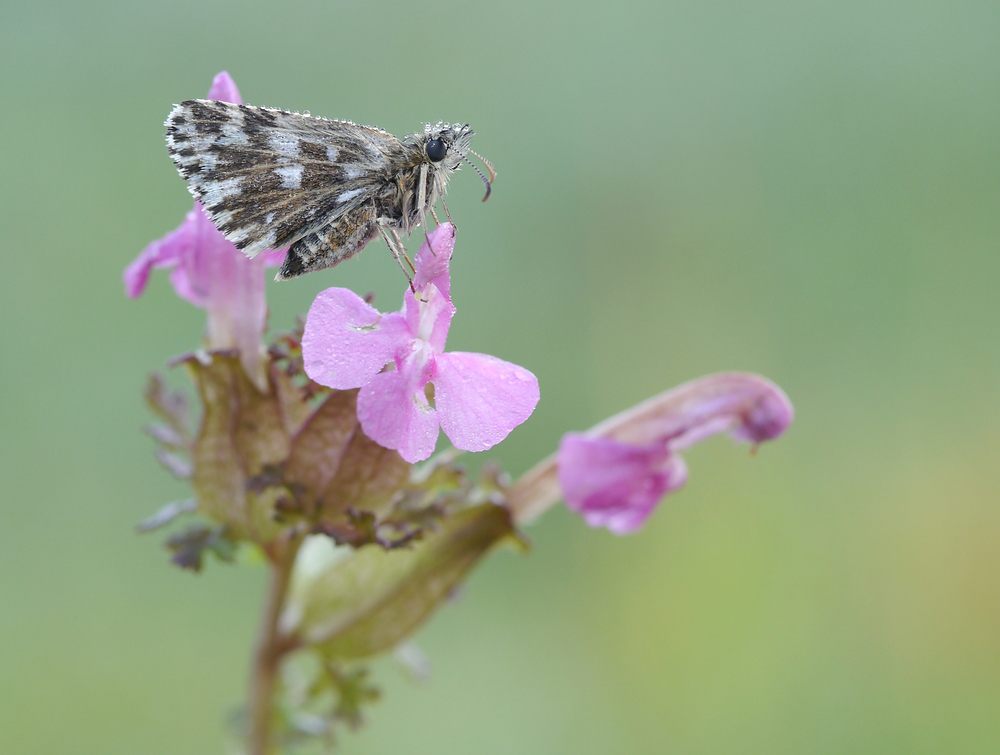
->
left=247, top=538, right=301, bottom=755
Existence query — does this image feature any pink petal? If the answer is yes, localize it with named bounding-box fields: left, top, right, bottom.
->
left=207, top=71, right=242, bottom=104
left=123, top=241, right=166, bottom=299
left=558, top=434, right=688, bottom=534
left=433, top=352, right=540, bottom=452
left=123, top=209, right=198, bottom=299
left=357, top=353, right=440, bottom=463
left=303, top=288, right=410, bottom=390
left=167, top=262, right=201, bottom=305
left=413, top=223, right=456, bottom=301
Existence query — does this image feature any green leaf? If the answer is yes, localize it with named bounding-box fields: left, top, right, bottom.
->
left=290, top=503, right=515, bottom=660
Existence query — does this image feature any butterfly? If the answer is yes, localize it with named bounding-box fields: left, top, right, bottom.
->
left=165, top=99, right=494, bottom=281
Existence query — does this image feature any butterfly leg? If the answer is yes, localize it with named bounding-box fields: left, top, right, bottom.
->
left=379, top=227, right=416, bottom=290
left=415, top=162, right=440, bottom=257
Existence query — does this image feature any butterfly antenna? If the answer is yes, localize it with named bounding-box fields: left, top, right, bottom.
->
left=463, top=149, right=496, bottom=202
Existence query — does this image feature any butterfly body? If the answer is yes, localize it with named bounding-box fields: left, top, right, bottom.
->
left=165, top=99, right=485, bottom=280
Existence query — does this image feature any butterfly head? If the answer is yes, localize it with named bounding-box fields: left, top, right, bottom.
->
left=419, top=123, right=495, bottom=201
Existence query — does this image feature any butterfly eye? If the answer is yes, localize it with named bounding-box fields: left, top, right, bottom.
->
left=425, top=139, right=447, bottom=162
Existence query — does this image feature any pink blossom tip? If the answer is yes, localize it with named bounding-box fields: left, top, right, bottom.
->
left=207, top=71, right=242, bottom=104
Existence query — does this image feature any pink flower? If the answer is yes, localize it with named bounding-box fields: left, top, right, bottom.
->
left=123, top=72, right=286, bottom=379
left=302, top=224, right=540, bottom=463
left=554, top=373, right=793, bottom=533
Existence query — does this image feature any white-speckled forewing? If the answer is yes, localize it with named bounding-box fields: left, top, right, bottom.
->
left=167, top=100, right=402, bottom=271
left=166, top=98, right=481, bottom=280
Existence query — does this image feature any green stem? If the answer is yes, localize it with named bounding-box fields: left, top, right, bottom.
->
left=247, top=537, right=301, bottom=755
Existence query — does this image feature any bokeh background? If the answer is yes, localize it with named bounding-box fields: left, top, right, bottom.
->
left=2, top=0, right=999, bottom=753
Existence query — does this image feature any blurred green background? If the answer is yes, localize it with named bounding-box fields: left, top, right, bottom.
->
left=2, top=0, right=999, bottom=752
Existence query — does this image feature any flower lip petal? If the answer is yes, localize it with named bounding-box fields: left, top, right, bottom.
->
left=433, top=351, right=540, bottom=453
left=356, top=356, right=439, bottom=463
left=558, top=434, right=688, bottom=534
left=123, top=227, right=188, bottom=299
left=303, top=288, right=410, bottom=390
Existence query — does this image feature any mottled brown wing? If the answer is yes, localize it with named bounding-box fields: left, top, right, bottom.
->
left=166, top=99, right=401, bottom=260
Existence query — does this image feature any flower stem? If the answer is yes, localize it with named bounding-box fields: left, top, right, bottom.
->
left=505, top=453, right=560, bottom=525
left=247, top=537, right=301, bottom=755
